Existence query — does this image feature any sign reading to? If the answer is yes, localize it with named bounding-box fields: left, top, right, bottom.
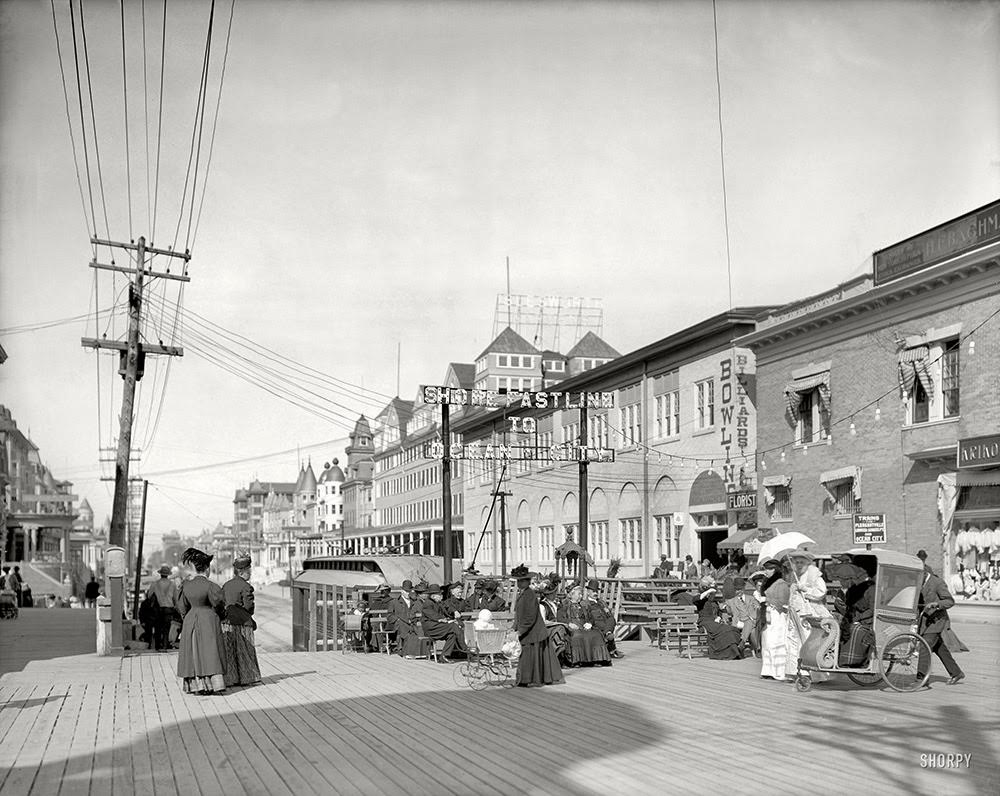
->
left=852, top=513, right=887, bottom=545
left=727, top=490, right=757, bottom=511
left=420, top=385, right=615, bottom=410
left=957, top=434, right=1000, bottom=470
left=873, top=199, right=1000, bottom=286
left=424, top=441, right=614, bottom=463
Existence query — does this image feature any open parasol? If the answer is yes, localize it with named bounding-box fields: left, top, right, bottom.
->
left=757, top=532, right=815, bottom=564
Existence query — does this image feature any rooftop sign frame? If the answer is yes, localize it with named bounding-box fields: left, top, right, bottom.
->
left=873, top=198, right=1000, bottom=286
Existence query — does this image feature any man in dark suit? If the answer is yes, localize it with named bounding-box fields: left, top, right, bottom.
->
left=918, top=568, right=965, bottom=685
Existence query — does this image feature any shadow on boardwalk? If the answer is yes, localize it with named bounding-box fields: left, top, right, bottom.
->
left=0, top=609, right=94, bottom=675
left=797, top=687, right=1000, bottom=793
left=1, top=687, right=665, bottom=796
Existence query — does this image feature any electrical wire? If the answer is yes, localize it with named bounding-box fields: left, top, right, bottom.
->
left=151, top=0, right=167, bottom=243
left=120, top=0, right=133, bottom=239
left=142, top=291, right=395, bottom=402
left=77, top=0, right=113, bottom=246
left=49, top=0, right=94, bottom=238
left=712, top=0, right=734, bottom=311
left=191, top=0, right=236, bottom=249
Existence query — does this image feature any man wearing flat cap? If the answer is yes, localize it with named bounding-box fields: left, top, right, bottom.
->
left=148, top=564, right=179, bottom=651
left=420, top=584, right=467, bottom=661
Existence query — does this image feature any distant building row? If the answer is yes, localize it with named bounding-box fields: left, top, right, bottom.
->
left=236, top=200, right=1000, bottom=585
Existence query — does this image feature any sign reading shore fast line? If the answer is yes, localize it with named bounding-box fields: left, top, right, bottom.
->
left=420, top=385, right=616, bottom=410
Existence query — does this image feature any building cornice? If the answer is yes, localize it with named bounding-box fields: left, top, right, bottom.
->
left=737, top=244, right=1000, bottom=365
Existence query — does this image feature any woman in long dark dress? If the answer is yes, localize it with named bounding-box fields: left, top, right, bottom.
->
left=556, top=586, right=612, bottom=666
left=176, top=548, right=227, bottom=694
left=513, top=566, right=563, bottom=687
left=221, top=554, right=262, bottom=687
left=693, top=577, right=744, bottom=660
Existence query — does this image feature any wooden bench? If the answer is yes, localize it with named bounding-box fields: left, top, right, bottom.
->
left=649, top=605, right=708, bottom=659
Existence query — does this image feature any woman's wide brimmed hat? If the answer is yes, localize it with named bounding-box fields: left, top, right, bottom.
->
left=510, top=564, right=531, bottom=580
left=699, top=575, right=717, bottom=589
left=748, top=569, right=769, bottom=581
left=233, top=554, right=252, bottom=570
left=425, top=584, right=442, bottom=595
left=786, top=549, right=815, bottom=561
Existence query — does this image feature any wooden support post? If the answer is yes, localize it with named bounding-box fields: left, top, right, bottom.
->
left=579, top=404, right=589, bottom=587
left=442, top=403, right=453, bottom=583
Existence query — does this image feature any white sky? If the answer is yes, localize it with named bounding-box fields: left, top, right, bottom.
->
left=1, top=0, right=998, bottom=546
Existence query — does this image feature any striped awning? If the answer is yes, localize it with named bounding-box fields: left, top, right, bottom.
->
left=784, top=371, right=830, bottom=420
left=820, top=465, right=862, bottom=503
left=897, top=346, right=933, bottom=397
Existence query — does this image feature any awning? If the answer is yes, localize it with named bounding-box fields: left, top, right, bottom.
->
left=717, top=527, right=759, bottom=550
left=762, top=475, right=791, bottom=507
left=956, top=469, right=1000, bottom=487
left=897, top=346, right=933, bottom=397
left=820, top=465, right=862, bottom=503
left=784, top=372, right=830, bottom=420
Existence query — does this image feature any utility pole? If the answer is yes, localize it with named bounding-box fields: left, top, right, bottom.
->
left=441, top=403, right=453, bottom=583
left=578, top=405, right=589, bottom=587
left=493, top=486, right=513, bottom=576
left=82, top=235, right=189, bottom=649
left=131, top=480, right=149, bottom=621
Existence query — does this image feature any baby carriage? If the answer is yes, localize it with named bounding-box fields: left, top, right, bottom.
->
left=0, top=589, right=18, bottom=620
left=454, top=624, right=520, bottom=690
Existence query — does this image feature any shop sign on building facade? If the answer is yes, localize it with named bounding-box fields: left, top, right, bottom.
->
left=957, top=434, right=1000, bottom=470
left=727, top=490, right=757, bottom=511
left=873, top=199, right=1000, bottom=286
left=853, top=513, right=887, bottom=545
left=420, top=385, right=615, bottom=410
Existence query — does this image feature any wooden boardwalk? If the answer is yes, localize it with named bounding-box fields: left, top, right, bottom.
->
left=1, top=621, right=998, bottom=796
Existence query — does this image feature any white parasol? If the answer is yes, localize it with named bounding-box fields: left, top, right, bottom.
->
left=757, top=532, right=816, bottom=564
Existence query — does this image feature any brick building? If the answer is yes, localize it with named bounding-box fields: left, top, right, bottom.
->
left=740, top=200, right=1000, bottom=583
left=453, top=308, right=771, bottom=579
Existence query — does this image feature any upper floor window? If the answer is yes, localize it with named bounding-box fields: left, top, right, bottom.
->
left=544, top=360, right=565, bottom=373
left=901, top=338, right=960, bottom=425
left=820, top=466, right=861, bottom=517
left=784, top=368, right=830, bottom=443
left=695, top=379, right=715, bottom=430
left=476, top=357, right=487, bottom=374
left=620, top=403, right=642, bottom=446
left=654, top=390, right=680, bottom=438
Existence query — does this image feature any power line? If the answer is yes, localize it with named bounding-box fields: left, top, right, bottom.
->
left=120, top=0, right=133, bottom=239
left=142, top=291, right=394, bottom=402
left=152, top=0, right=167, bottom=243
left=712, top=0, right=734, bottom=311
left=142, top=438, right=348, bottom=478
left=191, top=0, right=236, bottom=248
left=76, top=0, right=113, bottom=244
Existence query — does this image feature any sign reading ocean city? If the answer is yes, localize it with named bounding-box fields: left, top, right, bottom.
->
left=420, top=385, right=617, bottom=464
left=852, top=513, right=887, bottom=545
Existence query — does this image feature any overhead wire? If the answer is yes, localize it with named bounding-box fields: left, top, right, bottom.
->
left=151, top=0, right=167, bottom=243
left=171, top=0, right=215, bottom=252
left=76, top=0, right=114, bottom=247
left=191, top=0, right=236, bottom=248
left=65, top=0, right=99, bottom=238
left=49, top=0, right=94, bottom=239
left=184, top=0, right=216, bottom=251
left=120, top=0, right=133, bottom=239
left=142, top=291, right=395, bottom=402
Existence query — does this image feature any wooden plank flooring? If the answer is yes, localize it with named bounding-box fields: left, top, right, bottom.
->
left=1, top=620, right=997, bottom=796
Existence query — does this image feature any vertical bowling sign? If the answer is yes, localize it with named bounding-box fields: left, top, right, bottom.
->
left=719, top=349, right=755, bottom=491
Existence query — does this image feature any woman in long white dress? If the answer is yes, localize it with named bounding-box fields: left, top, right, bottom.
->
left=754, top=567, right=789, bottom=680
left=785, top=550, right=831, bottom=682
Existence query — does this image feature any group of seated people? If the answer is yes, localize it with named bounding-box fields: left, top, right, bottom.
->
left=355, top=577, right=508, bottom=661
left=354, top=573, right=623, bottom=668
